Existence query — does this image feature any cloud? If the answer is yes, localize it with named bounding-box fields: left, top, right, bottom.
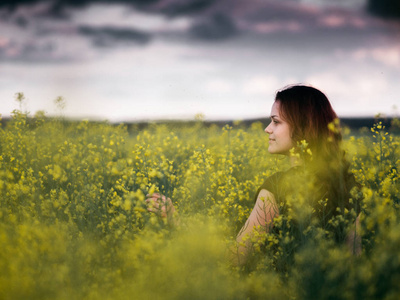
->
left=189, top=13, right=237, bottom=40
left=0, top=0, right=162, bottom=20
left=240, top=1, right=319, bottom=22
left=1, top=1, right=70, bottom=19
left=0, top=38, right=68, bottom=62
left=71, top=4, right=191, bottom=32
left=317, top=9, right=369, bottom=29
left=242, top=76, right=281, bottom=96
left=14, top=15, right=29, bottom=27
left=155, top=0, right=216, bottom=17
left=205, top=78, right=233, bottom=93
left=78, top=25, right=152, bottom=47
left=0, top=0, right=216, bottom=19
left=351, top=45, right=400, bottom=67
left=1, top=0, right=398, bottom=63
left=0, top=0, right=39, bottom=10
left=301, top=71, right=398, bottom=117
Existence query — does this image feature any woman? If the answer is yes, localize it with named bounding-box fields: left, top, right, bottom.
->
left=235, top=85, right=362, bottom=267
left=146, top=84, right=362, bottom=266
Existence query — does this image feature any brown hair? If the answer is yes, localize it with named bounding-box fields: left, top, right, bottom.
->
left=275, top=84, right=342, bottom=159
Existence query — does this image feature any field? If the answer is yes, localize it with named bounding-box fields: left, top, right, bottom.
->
left=1, top=104, right=400, bottom=299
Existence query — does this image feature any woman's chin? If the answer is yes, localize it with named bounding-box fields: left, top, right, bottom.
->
left=268, top=148, right=288, bottom=156
left=268, top=147, right=276, bottom=154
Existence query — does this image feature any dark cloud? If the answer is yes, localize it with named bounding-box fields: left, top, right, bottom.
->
left=78, top=25, right=152, bottom=47
left=0, top=1, right=72, bottom=21
left=367, top=0, right=400, bottom=19
left=0, top=39, right=69, bottom=63
left=20, top=41, right=54, bottom=56
left=158, top=0, right=216, bottom=17
left=238, top=1, right=317, bottom=23
left=0, top=0, right=161, bottom=19
left=4, top=0, right=400, bottom=22
left=189, top=13, right=238, bottom=40
left=14, top=16, right=29, bottom=27
left=0, top=0, right=217, bottom=21
left=0, top=0, right=161, bottom=9
left=0, top=0, right=40, bottom=11
left=1, top=0, right=397, bottom=63
left=39, top=2, right=74, bottom=19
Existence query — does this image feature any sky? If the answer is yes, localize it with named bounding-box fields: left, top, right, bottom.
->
left=0, top=0, right=399, bottom=122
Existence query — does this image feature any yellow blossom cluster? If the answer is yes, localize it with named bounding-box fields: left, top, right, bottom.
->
left=0, top=105, right=400, bottom=299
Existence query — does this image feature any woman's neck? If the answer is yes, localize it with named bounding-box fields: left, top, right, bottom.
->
left=289, top=155, right=303, bottom=167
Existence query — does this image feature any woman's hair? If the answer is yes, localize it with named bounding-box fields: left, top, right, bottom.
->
left=275, top=84, right=341, bottom=160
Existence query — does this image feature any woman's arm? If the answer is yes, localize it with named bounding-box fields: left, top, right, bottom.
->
left=234, top=189, right=279, bottom=266
left=146, top=189, right=279, bottom=265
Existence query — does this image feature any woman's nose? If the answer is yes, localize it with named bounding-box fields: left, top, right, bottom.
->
left=265, top=123, right=272, bottom=134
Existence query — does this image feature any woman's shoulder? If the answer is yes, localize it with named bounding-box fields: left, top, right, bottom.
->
left=263, top=166, right=302, bottom=184
left=255, top=166, right=302, bottom=201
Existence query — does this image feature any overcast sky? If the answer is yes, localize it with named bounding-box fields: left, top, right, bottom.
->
left=0, top=0, right=399, bottom=121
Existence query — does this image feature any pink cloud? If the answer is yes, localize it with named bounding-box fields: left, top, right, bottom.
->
left=352, top=46, right=400, bottom=67
left=252, top=20, right=303, bottom=34
left=319, top=14, right=347, bottom=28
left=317, top=8, right=370, bottom=30
left=0, top=37, right=10, bottom=47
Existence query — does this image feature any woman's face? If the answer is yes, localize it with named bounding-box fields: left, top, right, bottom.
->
left=265, top=101, right=293, bottom=155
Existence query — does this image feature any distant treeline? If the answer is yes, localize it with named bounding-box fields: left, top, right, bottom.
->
left=124, top=117, right=400, bottom=134
left=1, top=116, right=399, bottom=133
